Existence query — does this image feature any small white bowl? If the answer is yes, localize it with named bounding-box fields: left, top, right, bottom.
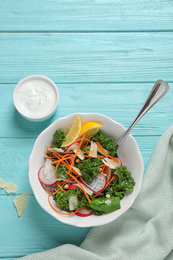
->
left=29, top=113, right=144, bottom=227
left=13, top=75, right=59, bottom=122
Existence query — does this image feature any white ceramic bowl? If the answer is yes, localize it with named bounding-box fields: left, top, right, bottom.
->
left=13, top=75, right=59, bottom=122
left=29, top=113, right=144, bottom=227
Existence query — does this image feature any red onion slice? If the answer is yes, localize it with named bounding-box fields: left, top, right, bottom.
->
left=115, top=157, right=122, bottom=166
left=65, top=141, right=80, bottom=152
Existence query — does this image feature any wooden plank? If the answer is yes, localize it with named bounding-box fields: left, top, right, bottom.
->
left=0, top=195, right=91, bottom=258
left=0, top=0, right=173, bottom=31
left=0, top=33, right=173, bottom=84
left=0, top=82, right=172, bottom=138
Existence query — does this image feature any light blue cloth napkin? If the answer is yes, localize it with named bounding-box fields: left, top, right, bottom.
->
left=19, top=126, right=173, bottom=260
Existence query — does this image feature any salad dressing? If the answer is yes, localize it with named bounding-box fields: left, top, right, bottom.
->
left=16, top=78, right=56, bottom=117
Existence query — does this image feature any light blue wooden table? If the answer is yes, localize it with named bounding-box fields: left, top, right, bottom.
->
left=0, top=1, right=173, bottom=259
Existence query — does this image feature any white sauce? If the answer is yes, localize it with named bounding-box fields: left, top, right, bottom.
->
left=16, top=78, right=56, bottom=117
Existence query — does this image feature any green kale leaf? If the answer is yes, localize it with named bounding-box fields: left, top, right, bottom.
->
left=112, top=166, right=135, bottom=194
left=92, top=130, right=118, bottom=157
left=77, top=158, right=103, bottom=184
left=56, top=164, right=68, bottom=179
left=53, top=188, right=88, bottom=212
left=104, top=166, right=135, bottom=199
left=81, top=147, right=90, bottom=155
left=52, top=129, right=66, bottom=148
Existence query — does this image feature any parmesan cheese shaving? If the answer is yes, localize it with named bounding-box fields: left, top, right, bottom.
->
left=0, top=178, right=18, bottom=193
left=72, top=166, right=82, bottom=176
left=102, top=157, right=119, bottom=169
left=0, top=178, right=6, bottom=188
left=47, top=147, right=65, bottom=153
left=89, top=141, right=97, bottom=158
left=13, top=192, right=29, bottom=217
left=3, top=182, right=18, bottom=193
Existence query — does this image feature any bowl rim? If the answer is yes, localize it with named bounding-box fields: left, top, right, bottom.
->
left=13, top=75, right=59, bottom=122
left=29, top=113, right=144, bottom=227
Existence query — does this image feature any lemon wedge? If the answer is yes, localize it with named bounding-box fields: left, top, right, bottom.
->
left=61, top=115, right=82, bottom=147
left=79, top=121, right=102, bottom=139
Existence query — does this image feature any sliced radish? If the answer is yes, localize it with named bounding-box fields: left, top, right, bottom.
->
left=89, top=141, right=97, bottom=158
left=79, top=173, right=106, bottom=195
left=38, top=161, right=58, bottom=185
left=38, top=164, right=76, bottom=186
left=65, top=141, right=80, bottom=152
left=66, top=141, right=84, bottom=160
left=105, top=166, right=113, bottom=182
left=41, top=182, right=57, bottom=192
left=68, top=185, right=78, bottom=189
left=102, top=157, right=120, bottom=169
left=75, top=207, right=93, bottom=217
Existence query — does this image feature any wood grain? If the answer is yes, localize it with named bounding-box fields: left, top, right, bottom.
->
left=0, top=83, right=172, bottom=138
left=0, top=33, right=173, bottom=83
left=0, top=0, right=173, bottom=31
left=0, top=0, right=173, bottom=258
left=0, top=195, right=91, bottom=258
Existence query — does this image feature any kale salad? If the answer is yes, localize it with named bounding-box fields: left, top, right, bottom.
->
left=38, top=115, right=135, bottom=217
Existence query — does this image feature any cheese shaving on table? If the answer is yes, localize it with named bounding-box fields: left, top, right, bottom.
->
left=0, top=178, right=18, bottom=193
left=0, top=178, right=6, bottom=188
left=13, top=192, right=29, bottom=217
left=4, top=182, right=18, bottom=193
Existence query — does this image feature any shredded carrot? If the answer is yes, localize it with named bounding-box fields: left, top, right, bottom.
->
left=54, top=161, right=60, bottom=177
left=56, top=181, right=67, bottom=193
left=82, top=140, right=89, bottom=149
left=96, top=155, right=105, bottom=158
left=105, top=175, right=117, bottom=189
left=96, top=142, right=120, bottom=164
left=45, top=132, right=122, bottom=216
left=75, top=137, right=91, bottom=144
left=65, top=133, right=92, bottom=203
left=50, top=134, right=91, bottom=204
left=53, top=187, right=61, bottom=195
left=52, top=153, right=79, bottom=176
left=92, top=194, right=98, bottom=200
left=48, top=191, right=86, bottom=215
left=45, top=156, right=56, bottom=159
